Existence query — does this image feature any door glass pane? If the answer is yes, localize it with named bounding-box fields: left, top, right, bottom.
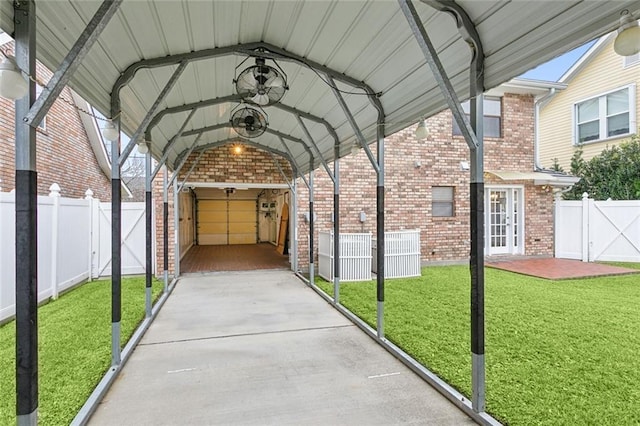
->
left=607, top=113, right=629, bottom=137
left=578, top=121, right=599, bottom=143
left=607, top=89, right=628, bottom=115
left=490, top=190, right=507, bottom=248
left=513, top=190, right=518, bottom=247
left=577, top=98, right=598, bottom=122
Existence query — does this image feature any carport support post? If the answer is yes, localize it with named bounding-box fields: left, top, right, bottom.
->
left=469, top=68, right=486, bottom=415
left=333, top=153, right=340, bottom=304
left=400, top=0, right=486, bottom=412
left=163, top=167, right=169, bottom=292
left=145, top=140, right=152, bottom=318
left=14, top=1, right=38, bottom=423
left=309, top=170, right=315, bottom=285
left=291, top=179, right=298, bottom=272
left=173, top=174, right=180, bottom=277
left=110, top=115, right=122, bottom=367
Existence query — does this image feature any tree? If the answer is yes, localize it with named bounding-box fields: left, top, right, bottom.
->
left=564, top=133, right=640, bottom=200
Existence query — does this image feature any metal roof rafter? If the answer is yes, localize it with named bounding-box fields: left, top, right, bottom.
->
left=150, top=109, right=197, bottom=180
left=25, top=0, right=122, bottom=128
left=296, top=115, right=334, bottom=184
left=119, top=61, right=189, bottom=167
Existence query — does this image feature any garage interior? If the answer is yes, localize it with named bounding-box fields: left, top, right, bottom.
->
left=179, top=184, right=292, bottom=273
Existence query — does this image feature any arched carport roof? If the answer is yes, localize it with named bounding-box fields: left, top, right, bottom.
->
left=1, top=0, right=637, bottom=174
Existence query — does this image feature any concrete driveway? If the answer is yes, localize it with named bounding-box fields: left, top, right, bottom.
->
left=89, top=270, right=474, bottom=425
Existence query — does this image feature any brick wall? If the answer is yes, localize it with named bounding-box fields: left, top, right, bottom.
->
left=0, top=43, right=111, bottom=200
left=154, top=144, right=292, bottom=274
left=295, top=93, right=554, bottom=268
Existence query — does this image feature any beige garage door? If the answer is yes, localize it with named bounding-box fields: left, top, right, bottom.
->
left=198, top=200, right=257, bottom=245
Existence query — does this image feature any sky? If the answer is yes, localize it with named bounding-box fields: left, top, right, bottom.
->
left=519, top=40, right=596, bottom=82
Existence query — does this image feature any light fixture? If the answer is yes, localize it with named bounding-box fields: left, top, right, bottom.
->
left=102, top=120, right=119, bottom=142
left=137, top=141, right=149, bottom=155
left=614, top=10, right=640, bottom=56
left=415, top=119, right=428, bottom=140
left=0, top=55, right=28, bottom=100
left=232, top=144, right=243, bottom=155
left=351, top=143, right=360, bottom=155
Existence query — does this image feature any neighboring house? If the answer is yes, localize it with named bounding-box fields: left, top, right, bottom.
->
left=296, top=79, right=577, bottom=265
left=0, top=35, right=118, bottom=201
left=538, top=32, right=639, bottom=170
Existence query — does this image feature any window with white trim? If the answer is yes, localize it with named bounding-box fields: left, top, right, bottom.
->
left=432, top=186, right=455, bottom=217
left=452, top=97, right=502, bottom=138
left=574, top=85, right=636, bottom=144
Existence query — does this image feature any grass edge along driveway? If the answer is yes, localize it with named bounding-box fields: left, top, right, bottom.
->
left=0, top=276, right=162, bottom=425
left=317, top=265, right=640, bottom=425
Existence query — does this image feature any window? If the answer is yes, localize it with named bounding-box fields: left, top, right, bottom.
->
left=574, top=85, right=636, bottom=144
left=452, top=97, right=501, bottom=138
left=432, top=186, right=454, bottom=217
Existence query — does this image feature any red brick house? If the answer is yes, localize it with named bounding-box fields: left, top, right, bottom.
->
left=0, top=35, right=111, bottom=200
left=160, top=78, right=578, bottom=274
left=295, top=78, right=577, bottom=266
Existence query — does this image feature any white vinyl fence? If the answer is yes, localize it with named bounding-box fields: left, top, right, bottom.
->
left=0, top=185, right=149, bottom=322
left=373, top=230, right=421, bottom=278
left=555, top=193, right=640, bottom=262
left=319, top=231, right=372, bottom=281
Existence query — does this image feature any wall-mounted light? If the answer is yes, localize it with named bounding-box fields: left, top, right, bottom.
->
left=459, top=161, right=470, bottom=171
left=231, top=144, right=244, bottom=155
left=102, top=120, right=119, bottom=142
left=0, top=55, right=28, bottom=100
left=415, top=119, right=428, bottom=140
left=614, top=10, right=640, bottom=56
left=351, top=142, right=360, bottom=155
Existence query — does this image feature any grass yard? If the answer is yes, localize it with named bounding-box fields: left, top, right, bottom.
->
left=317, top=265, right=640, bottom=425
left=0, top=276, right=163, bottom=425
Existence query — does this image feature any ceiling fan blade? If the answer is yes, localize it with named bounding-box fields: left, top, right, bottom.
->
left=265, top=75, right=284, bottom=88
left=251, top=93, right=270, bottom=105
left=237, top=71, right=258, bottom=91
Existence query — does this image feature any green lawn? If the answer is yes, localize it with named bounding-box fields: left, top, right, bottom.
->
left=317, top=266, right=640, bottom=425
left=0, top=276, right=163, bottom=425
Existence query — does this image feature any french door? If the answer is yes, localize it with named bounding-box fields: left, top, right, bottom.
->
left=485, top=187, right=524, bottom=255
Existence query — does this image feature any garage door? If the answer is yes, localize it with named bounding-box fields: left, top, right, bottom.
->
left=198, top=200, right=257, bottom=245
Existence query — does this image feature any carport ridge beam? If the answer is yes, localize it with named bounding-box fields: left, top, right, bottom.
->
left=24, top=0, right=122, bottom=129
left=119, top=61, right=189, bottom=167
left=14, top=1, right=38, bottom=423
left=401, top=0, right=486, bottom=413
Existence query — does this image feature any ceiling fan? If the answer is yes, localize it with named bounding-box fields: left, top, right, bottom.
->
left=233, top=56, right=288, bottom=106
left=230, top=103, right=268, bottom=138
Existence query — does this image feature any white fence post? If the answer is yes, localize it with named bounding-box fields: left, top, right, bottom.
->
left=581, top=192, right=589, bottom=262
left=49, top=183, right=61, bottom=299
left=85, top=189, right=95, bottom=281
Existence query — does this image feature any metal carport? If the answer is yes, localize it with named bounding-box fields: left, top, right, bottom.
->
left=3, top=0, right=639, bottom=424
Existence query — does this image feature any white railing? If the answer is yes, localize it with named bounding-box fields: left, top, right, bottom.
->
left=373, top=230, right=421, bottom=278
left=318, top=231, right=372, bottom=281
left=0, top=185, right=149, bottom=322
left=555, top=193, right=640, bottom=262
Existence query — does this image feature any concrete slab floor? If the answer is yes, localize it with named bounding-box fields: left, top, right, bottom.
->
left=89, top=270, right=475, bottom=425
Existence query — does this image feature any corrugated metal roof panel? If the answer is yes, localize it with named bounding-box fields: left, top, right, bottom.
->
left=0, top=0, right=637, bottom=174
